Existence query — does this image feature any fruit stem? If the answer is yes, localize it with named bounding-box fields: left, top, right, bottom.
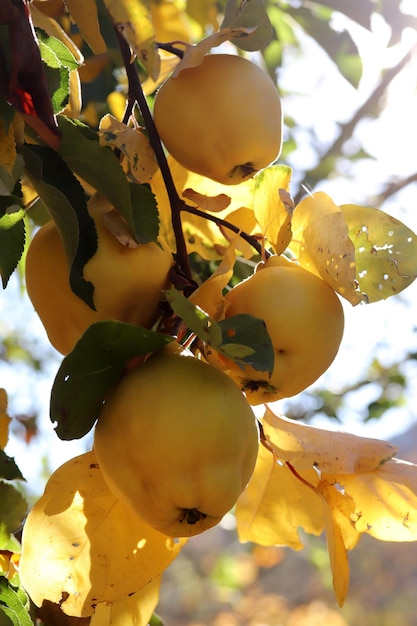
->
left=113, top=25, right=193, bottom=282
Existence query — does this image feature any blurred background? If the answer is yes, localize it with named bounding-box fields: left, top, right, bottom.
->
left=2, top=1, right=417, bottom=623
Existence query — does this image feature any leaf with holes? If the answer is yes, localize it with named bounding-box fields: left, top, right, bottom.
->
left=342, top=204, right=417, bottom=302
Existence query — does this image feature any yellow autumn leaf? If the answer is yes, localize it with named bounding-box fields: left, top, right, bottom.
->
left=150, top=156, right=258, bottom=259
left=184, top=164, right=256, bottom=213
left=91, top=576, right=161, bottom=626
left=242, top=407, right=417, bottom=606
left=180, top=166, right=259, bottom=258
left=0, top=120, right=16, bottom=180
left=150, top=0, right=193, bottom=45
left=142, top=48, right=181, bottom=95
left=236, top=441, right=324, bottom=549
left=317, top=481, right=359, bottom=607
left=342, top=203, right=417, bottom=303
left=0, top=551, right=20, bottom=581
left=30, top=5, right=84, bottom=64
left=64, top=0, right=107, bottom=55
left=252, top=165, right=293, bottom=255
left=290, top=191, right=361, bottom=304
left=175, top=27, right=258, bottom=76
left=103, top=0, right=160, bottom=81
left=99, top=115, right=158, bottom=183
left=334, top=458, right=417, bottom=542
left=107, top=91, right=128, bottom=121
left=263, top=407, right=397, bottom=474
left=19, top=451, right=185, bottom=618
left=223, top=207, right=263, bottom=258
left=30, top=5, right=84, bottom=119
left=182, top=188, right=231, bottom=213
left=181, top=204, right=257, bottom=259
left=190, top=245, right=236, bottom=318
left=0, top=388, right=11, bottom=450
left=62, top=70, right=82, bottom=119
left=186, top=0, right=219, bottom=34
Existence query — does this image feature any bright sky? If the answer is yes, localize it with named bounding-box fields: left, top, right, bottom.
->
left=2, top=5, right=417, bottom=493
left=275, top=5, right=417, bottom=444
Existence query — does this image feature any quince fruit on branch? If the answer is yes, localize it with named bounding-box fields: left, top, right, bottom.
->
left=93, top=350, right=259, bottom=537
left=153, top=53, right=282, bottom=185
left=25, top=200, right=173, bottom=355
left=205, top=257, right=345, bottom=404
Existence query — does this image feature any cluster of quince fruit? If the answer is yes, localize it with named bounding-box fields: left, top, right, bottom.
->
left=24, top=52, right=344, bottom=540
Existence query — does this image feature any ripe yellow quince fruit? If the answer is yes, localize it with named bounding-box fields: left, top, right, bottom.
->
left=153, top=54, right=282, bottom=185
left=25, top=198, right=173, bottom=354
left=205, top=262, right=345, bottom=404
left=93, top=350, right=259, bottom=537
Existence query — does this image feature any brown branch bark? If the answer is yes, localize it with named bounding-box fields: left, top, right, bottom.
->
left=113, top=25, right=192, bottom=282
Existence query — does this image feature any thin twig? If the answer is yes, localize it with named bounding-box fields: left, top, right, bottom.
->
left=156, top=42, right=185, bottom=58
left=377, top=172, right=417, bottom=203
left=183, top=203, right=269, bottom=258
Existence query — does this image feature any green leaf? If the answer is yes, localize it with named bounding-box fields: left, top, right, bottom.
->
left=218, top=314, right=274, bottom=373
left=0, top=579, right=33, bottom=626
left=311, top=0, right=374, bottom=30
left=36, top=29, right=80, bottom=71
left=128, top=183, right=160, bottom=244
left=0, top=452, right=24, bottom=482
left=0, top=483, right=27, bottom=543
left=21, top=143, right=97, bottom=309
left=36, top=29, right=80, bottom=115
left=0, top=210, right=24, bottom=228
left=50, top=321, right=173, bottom=440
left=40, top=52, right=70, bottom=115
left=0, top=167, right=14, bottom=197
left=0, top=196, right=24, bottom=219
left=0, top=218, right=25, bottom=289
left=102, top=0, right=160, bottom=80
left=164, top=289, right=274, bottom=374
left=0, top=156, right=24, bottom=199
left=221, top=0, right=273, bottom=51
left=0, top=604, right=15, bottom=626
left=342, top=204, right=417, bottom=302
left=0, top=533, right=21, bottom=553
left=58, top=116, right=133, bottom=218
left=164, top=287, right=223, bottom=345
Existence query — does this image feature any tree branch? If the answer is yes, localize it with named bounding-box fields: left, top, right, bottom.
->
left=182, top=204, right=268, bottom=258
left=377, top=172, right=417, bottom=203
left=113, top=25, right=192, bottom=281
left=113, top=28, right=273, bottom=270
left=294, top=42, right=417, bottom=204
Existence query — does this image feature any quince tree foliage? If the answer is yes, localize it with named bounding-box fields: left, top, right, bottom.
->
left=1, top=0, right=417, bottom=623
